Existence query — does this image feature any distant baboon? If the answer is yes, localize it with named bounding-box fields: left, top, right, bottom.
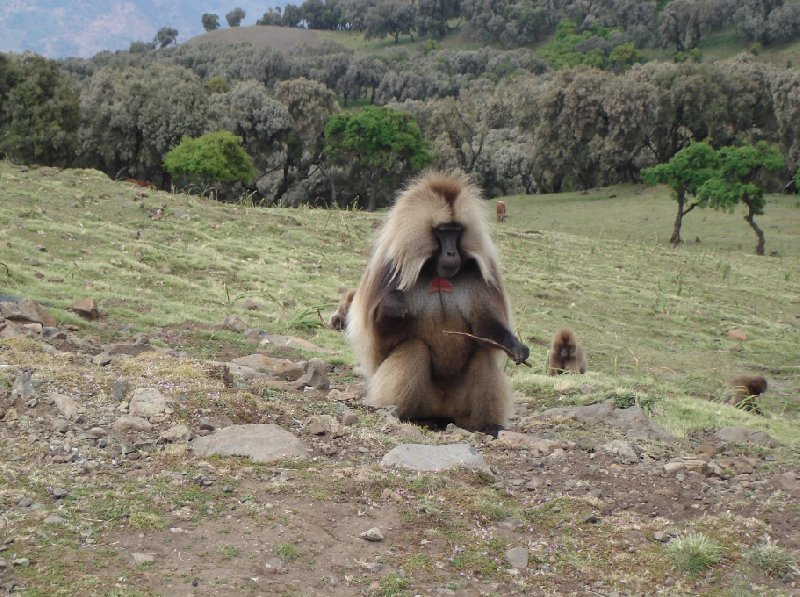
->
left=329, top=288, right=356, bottom=331
left=346, top=171, right=529, bottom=436
left=726, top=374, right=767, bottom=413
left=496, top=200, right=507, bottom=222
left=546, top=328, right=587, bottom=375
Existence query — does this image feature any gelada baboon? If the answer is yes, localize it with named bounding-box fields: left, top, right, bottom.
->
left=329, top=288, right=356, bottom=331
left=346, top=171, right=529, bottom=436
left=726, top=374, right=767, bottom=413
left=546, top=328, right=587, bottom=375
left=496, top=200, right=507, bottom=222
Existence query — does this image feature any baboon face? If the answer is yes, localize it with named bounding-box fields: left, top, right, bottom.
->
left=560, top=343, right=571, bottom=359
left=433, top=222, right=463, bottom=279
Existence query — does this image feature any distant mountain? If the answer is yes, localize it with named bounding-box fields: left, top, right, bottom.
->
left=0, top=1, right=290, bottom=59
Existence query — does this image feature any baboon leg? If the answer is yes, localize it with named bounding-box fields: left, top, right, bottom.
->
left=367, top=338, right=440, bottom=419
left=450, top=349, right=511, bottom=433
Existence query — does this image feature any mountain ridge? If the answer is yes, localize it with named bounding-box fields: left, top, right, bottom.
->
left=0, top=1, right=289, bottom=59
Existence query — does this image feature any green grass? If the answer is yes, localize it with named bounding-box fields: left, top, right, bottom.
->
left=1, top=161, right=798, bottom=448
left=747, top=539, right=797, bottom=578
left=667, top=533, right=725, bottom=575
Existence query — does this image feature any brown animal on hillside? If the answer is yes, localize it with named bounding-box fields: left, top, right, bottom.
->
left=726, top=374, right=767, bottom=413
left=329, top=288, right=356, bottom=331
left=546, top=328, right=587, bottom=375
left=346, top=171, right=529, bottom=436
left=496, top=200, right=506, bottom=222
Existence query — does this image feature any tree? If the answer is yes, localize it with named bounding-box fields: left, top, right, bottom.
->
left=164, top=130, right=255, bottom=195
left=202, top=13, right=220, bottom=31
left=416, top=0, right=462, bottom=37
left=154, top=27, right=178, bottom=49
left=324, top=106, right=430, bottom=210
left=696, top=142, right=784, bottom=255
left=226, top=7, right=246, bottom=27
left=0, top=54, right=79, bottom=167
left=365, top=0, right=416, bottom=43
left=641, top=141, right=719, bottom=246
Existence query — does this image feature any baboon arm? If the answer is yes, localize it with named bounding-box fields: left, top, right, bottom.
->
left=473, top=318, right=529, bottom=364
left=373, top=289, right=409, bottom=334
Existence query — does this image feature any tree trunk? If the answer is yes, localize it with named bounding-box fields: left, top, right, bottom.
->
left=671, top=190, right=685, bottom=246
left=744, top=208, right=765, bottom=256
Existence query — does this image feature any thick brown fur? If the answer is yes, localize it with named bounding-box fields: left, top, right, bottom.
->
left=329, top=288, right=356, bottom=331
left=726, top=374, right=767, bottom=412
left=546, top=328, right=587, bottom=375
left=346, top=171, right=528, bottom=434
left=496, top=200, right=507, bottom=222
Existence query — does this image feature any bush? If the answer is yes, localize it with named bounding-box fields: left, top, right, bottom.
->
left=164, top=130, right=255, bottom=192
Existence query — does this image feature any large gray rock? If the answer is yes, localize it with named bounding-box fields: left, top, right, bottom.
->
left=128, top=388, right=168, bottom=419
left=190, top=424, right=308, bottom=463
left=715, top=427, right=778, bottom=446
left=540, top=399, right=673, bottom=440
left=50, top=393, right=79, bottom=420
left=380, top=443, right=489, bottom=472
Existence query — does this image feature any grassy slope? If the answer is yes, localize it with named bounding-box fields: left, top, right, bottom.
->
left=1, top=161, right=798, bottom=446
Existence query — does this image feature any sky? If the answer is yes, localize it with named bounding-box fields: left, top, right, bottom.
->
left=0, top=1, right=290, bottom=58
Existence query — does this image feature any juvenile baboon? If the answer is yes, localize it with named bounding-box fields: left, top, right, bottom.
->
left=726, top=374, right=768, bottom=413
left=346, top=171, right=529, bottom=436
left=329, top=288, right=355, bottom=331
left=496, top=200, right=507, bottom=222
left=546, top=328, right=587, bottom=375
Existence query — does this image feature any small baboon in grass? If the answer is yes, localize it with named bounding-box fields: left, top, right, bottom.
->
left=726, top=374, right=767, bottom=413
left=496, top=200, right=506, bottom=222
left=546, top=328, right=587, bottom=375
left=329, top=288, right=355, bottom=331
left=346, top=171, right=529, bottom=436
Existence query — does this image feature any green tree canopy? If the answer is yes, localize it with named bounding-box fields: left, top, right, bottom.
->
left=154, top=27, right=178, bottom=49
left=164, top=130, right=256, bottom=194
left=202, top=13, right=220, bottom=31
left=226, top=7, right=246, bottom=27
left=696, top=141, right=784, bottom=255
left=0, top=54, right=79, bottom=167
left=324, top=105, right=430, bottom=210
left=641, top=140, right=718, bottom=245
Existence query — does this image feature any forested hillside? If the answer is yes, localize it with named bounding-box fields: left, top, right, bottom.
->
left=1, top=0, right=800, bottom=211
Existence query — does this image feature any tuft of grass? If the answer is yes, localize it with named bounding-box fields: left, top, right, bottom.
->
left=217, top=544, right=240, bottom=560
left=667, top=533, right=725, bottom=575
left=127, top=511, right=168, bottom=531
left=747, top=539, right=796, bottom=578
left=379, top=572, right=411, bottom=596
left=275, top=542, right=300, bottom=562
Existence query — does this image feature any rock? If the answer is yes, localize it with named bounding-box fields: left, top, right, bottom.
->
left=772, top=472, right=800, bottom=496
left=548, top=448, right=567, bottom=463
left=540, top=399, right=672, bottom=441
left=112, top=415, right=153, bottom=433
left=505, top=547, right=528, bottom=569
left=132, top=553, right=156, bottom=565
left=715, top=427, right=778, bottom=446
left=602, top=439, right=638, bottom=463
left=222, top=315, right=247, bottom=332
left=230, top=354, right=305, bottom=380
left=128, top=388, right=168, bottom=419
left=101, top=343, right=155, bottom=357
left=296, top=359, right=330, bottom=390
left=259, top=333, right=333, bottom=353
left=380, top=443, right=489, bottom=472
left=663, top=461, right=686, bottom=475
left=51, top=487, right=68, bottom=499
left=159, top=424, right=190, bottom=444
left=496, top=431, right=561, bottom=455
left=360, top=527, right=384, bottom=542
left=12, top=558, right=30, bottom=567
left=42, top=327, right=65, bottom=340
left=243, top=299, right=260, bottom=311
left=71, top=298, right=99, bottom=319
left=11, top=369, right=36, bottom=401
left=44, top=514, right=65, bottom=525
left=111, top=380, right=130, bottom=401
left=265, top=557, right=285, bottom=574
left=337, top=407, right=359, bottom=426
left=727, top=329, right=749, bottom=341
left=190, top=424, right=309, bottom=463
left=50, top=393, right=79, bottom=419
left=0, top=298, right=56, bottom=327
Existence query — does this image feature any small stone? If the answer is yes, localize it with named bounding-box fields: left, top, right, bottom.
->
left=360, top=527, right=384, bottom=542
left=51, top=487, right=68, bottom=499
left=727, top=329, right=748, bottom=341
left=505, top=547, right=528, bottom=569
left=222, top=315, right=247, bottom=332
left=296, top=359, right=330, bottom=390
left=71, top=298, right=100, bottom=320
left=51, top=393, right=79, bottom=419
left=547, top=448, right=567, bottom=463
left=111, top=380, right=130, bottom=401
left=602, top=439, right=638, bottom=464
left=243, top=299, right=260, bottom=311
left=92, top=352, right=112, bottom=366
left=17, top=496, right=34, bottom=508
left=159, top=424, right=190, bottom=444
left=12, top=558, right=30, bottom=567
left=198, top=418, right=216, bottom=431
left=337, top=407, right=359, bottom=426
left=265, top=556, right=285, bottom=574
left=128, top=387, right=168, bottom=419
left=132, top=553, right=156, bottom=565
left=653, top=531, right=670, bottom=543
left=44, top=514, right=65, bottom=525
left=112, top=415, right=153, bottom=433
left=663, top=461, right=686, bottom=474
left=11, top=369, right=36, bottom=401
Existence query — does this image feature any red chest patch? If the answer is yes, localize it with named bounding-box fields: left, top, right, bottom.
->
left=429, top=277, right=453, bottom=293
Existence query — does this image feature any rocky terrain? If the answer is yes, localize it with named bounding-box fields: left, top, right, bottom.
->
left=1, top=296, right=798, bottom=596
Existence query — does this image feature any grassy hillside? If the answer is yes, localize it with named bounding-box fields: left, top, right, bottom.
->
left=1, top=161, right=798, bottom=438
left=1, top=162, right=799, bottom=595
